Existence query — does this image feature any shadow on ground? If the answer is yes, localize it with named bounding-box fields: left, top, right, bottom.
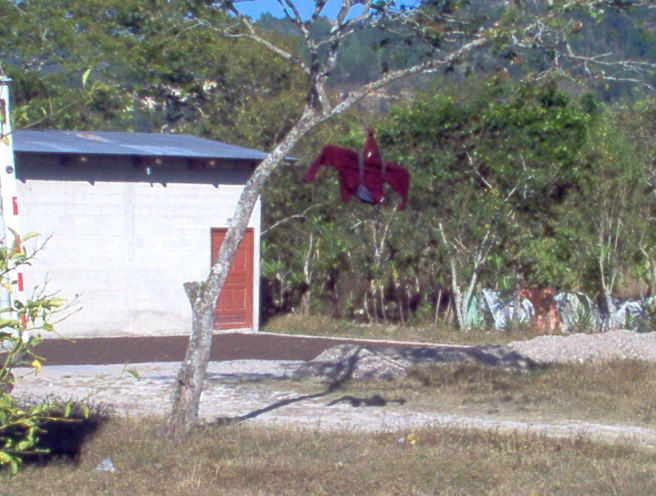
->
left=214, top=343, right=538, bottom=426
left=296, top=343, right=540, bottom=382
left=11, top=407, right=108, bottom=466
left=214, top=349, right=406, bottom=425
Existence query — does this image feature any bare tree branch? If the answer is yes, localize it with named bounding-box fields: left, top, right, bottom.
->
left=277, top=0, right=311, bottom=39
left=321, top=31, right=490, bottom=122
left=216, top=1, right=310, bottom=73
left=261, top=203, right=325, bottom=235
left=309, top=0, right=328, bottom=27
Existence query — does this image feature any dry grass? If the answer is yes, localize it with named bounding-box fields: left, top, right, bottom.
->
left=340, top=359, right=656, bottom=427
left=4, top=419, right=656, bottom=496
left=7, top=317, right=656, bottom=493
left=262, top=313, right=540, bottom=345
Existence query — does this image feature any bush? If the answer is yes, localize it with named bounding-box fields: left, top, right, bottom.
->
left=0, top=233, right=78, bottom=474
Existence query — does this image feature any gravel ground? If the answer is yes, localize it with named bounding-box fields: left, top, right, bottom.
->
left=508, top=329, right=656, bottom=364
left=12, top=330, right=656, bottom=450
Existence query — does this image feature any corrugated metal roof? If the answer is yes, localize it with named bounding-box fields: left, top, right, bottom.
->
left=12, top=130, right=268, bottom=161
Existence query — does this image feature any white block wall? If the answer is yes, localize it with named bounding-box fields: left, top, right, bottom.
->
left=16, top=157, right=261, bottom=338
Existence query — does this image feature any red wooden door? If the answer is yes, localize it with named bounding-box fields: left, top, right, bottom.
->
left=211, top=228, right=254, bottom=330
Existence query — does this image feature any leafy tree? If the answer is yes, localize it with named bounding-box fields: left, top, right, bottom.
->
left=565, top=113, right=651, bottom=328
left=370, top=78, right=594, bottom=328
left=611, top=99, right=656, bottom=296
left=0, top=0, right=307, bottom=149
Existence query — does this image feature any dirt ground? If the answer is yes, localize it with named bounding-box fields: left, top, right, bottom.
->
left=13, top=357, right=656, bottom=453
left=34, top=331, right=448, bottom=365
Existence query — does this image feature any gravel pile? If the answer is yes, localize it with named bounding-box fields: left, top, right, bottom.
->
left=507, top=329, right=656, bottom=364
left=296, top=343, right=538, bottom=382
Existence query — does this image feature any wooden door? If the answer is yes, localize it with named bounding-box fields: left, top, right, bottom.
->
left=211, top=228, right=254, bottom=330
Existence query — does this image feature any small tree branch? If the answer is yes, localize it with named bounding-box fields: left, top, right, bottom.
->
left=261, top=203, right=325, bottom=236
left=320, top=32, right=490, bottom=122
left=183, top=281, right=201, bottom=307
left=216, top=2, right=310, bottom=73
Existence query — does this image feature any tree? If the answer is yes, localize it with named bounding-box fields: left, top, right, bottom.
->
left=169, top=0, right=656, bottom=435
left=566, top=113, right=650, bottom=329
left=368, top=78, right=594, bottom=329
left=0, top=0, right=306, bottom=149
left=613, top=99, right=656, bottom=297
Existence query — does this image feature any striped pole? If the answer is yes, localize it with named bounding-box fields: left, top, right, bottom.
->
left=0, top=77, right=26, bottom=327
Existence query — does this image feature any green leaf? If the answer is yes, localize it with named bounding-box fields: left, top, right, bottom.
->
left=125, top=368, right=142, bottom=380
left=31, top=359, right=42, bottom=375
left=0, top=318, right=18, bottom=328
left=21, top=232, right=40, bottom=243
left=47, top=298, right=66, bottom=308
left=82, top=68, right=93, bottom=88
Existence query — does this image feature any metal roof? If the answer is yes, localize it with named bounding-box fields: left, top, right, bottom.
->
left=12, top=130, right=268, bottom=161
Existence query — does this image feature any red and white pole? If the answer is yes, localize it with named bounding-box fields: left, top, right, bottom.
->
left=0, top=77, right=26, bottom=326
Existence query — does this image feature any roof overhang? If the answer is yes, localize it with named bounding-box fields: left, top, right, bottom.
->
left=13, top=130, right=269, bottom=162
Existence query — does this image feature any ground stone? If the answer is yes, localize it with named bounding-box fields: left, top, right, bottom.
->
left=294, top=343, right=538, bottom=383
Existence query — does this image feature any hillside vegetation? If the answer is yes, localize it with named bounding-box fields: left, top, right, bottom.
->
left=1, top=0, right=655, bottom=331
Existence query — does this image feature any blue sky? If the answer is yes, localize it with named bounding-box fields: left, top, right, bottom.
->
left=235, top=0, right=421, bottom=20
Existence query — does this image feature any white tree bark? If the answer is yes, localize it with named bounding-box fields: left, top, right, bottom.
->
left=169, top=111, right=320, bottom=435
left=169, top=1, right=491, bottom=435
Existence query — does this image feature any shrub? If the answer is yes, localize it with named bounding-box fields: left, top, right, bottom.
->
left=0, top=233, right=78, bottom=474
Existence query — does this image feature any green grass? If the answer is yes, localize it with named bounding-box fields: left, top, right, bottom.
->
left=4, top=419, right=656, bottom=496
left=262, top=313, right=541, bottom=345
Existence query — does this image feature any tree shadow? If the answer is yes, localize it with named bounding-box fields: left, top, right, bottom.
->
left=214, top=343, right=538, bottom=426
left=392, top=344, right=540, bottom=370
left=215, top=349, right=367, bottom=426
left=296, top=343, right=541, bottom=383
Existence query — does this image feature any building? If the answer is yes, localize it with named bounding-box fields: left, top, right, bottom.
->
left=11, top=130, right=265, bottom=338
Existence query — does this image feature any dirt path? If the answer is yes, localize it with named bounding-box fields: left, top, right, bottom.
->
left=33, top=332, right=469, bottom=365
left=13, top=359, right=656, bottom=453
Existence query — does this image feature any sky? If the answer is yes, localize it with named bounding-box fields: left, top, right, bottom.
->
left=234, top=0, right=421, bottom=20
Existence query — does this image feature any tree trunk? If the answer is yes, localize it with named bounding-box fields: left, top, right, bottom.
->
left=434, top=287, right=442, bottom=327
left=511, top=273, right=522, bottom=330
left=379, top=285, right=387, bottom=324
left=169, top=112, right=319, bottom=437
left=168, top=282, right=215, bottom=436
left=300, top=233, right=315, bottom=314
left=600, top=290, right=618, bottom=331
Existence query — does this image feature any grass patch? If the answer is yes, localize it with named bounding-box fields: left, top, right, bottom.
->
left=3, top=419, right=656, bottom=495
left=262, top=313, right=541, bottom=345
left=340, top=359, right=656, bottom=427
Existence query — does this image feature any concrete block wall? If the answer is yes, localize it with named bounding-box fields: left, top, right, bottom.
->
left=15, top=155, right=261, bottom=338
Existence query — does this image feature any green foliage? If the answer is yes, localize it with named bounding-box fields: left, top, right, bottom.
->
left=0, top=233, right=77, bottom=474
left=0, top=0, right=307, bottom=149
left=564, top=111, right=651, bottom=300
left=262, top=75, right=656, bottom=328
left=386, top=79, right=592, bottom=277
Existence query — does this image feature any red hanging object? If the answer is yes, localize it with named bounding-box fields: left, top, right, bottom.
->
left=304, top=127, right=410, bottom=211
